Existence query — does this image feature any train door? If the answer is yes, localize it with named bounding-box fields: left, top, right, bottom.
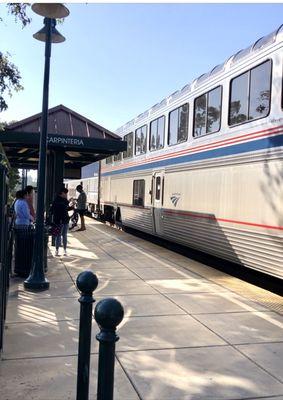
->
left=152, top=171, right=164, bottom=236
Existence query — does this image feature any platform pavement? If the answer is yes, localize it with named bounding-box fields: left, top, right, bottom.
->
left=0, top=219, right=283, bottom=400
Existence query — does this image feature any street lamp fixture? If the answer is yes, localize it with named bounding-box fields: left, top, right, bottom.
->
left=33, top=20, right=65, bottom=43
left=24, top=4, right=69, bottom=291
left=31, top=3, right=69, bottom=19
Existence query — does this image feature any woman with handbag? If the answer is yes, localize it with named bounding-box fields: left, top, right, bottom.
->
left=50, top=187, right=73, bottom=256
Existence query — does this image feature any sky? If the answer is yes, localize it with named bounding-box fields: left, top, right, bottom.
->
left=1, top=2, right=283, bottom=133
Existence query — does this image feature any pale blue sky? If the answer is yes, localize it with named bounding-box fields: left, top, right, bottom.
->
left=1, top=3, right=283, bottom=132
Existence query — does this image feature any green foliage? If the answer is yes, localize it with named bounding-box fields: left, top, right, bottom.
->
left=0, top=52, right=23, bottom=112
left=0, top=4, right=39, bottom=202
left=0, top=121, right=8, bottom=131
left=8, top=167, right=21, bottom=203
left=6, top=3, right=31, bottom=28
left=0, top=122, right=20, bottom=202
left=0, top=3, right=31, bottom=112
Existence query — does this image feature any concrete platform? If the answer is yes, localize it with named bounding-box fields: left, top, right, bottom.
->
left=1, top=219, right=282, bottom=400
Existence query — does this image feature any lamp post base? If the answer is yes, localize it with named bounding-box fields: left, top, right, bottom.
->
left=24, top=277, right=50, bottom=291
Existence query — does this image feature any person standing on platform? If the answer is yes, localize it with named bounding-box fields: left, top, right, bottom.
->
left=76, top=184, right=87, bottom=231
left=50, top=187, right=72, bottom=257
left=25, top=185, right=36, bottom=220
left=14, top=190, right=33, bottom=227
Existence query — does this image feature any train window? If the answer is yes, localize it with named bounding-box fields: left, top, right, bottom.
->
left=229, top=60, right=271, bottom=126
left=123, top=132, right=133, bottom=159
left=155, top=176, right=161, bottom=200
left=193, top=86, right=222, bottom=137
left=229, top=73, right=249, bottom=125
left=135, top=125, right=147, bottom=155
left=168, top=103, right=189, bottom=145
left=249, top=61, right=271, bottom=119
left=133, top=179, right=145, bottom=207
left=150, top=116, right=165, bottom=151
left=106, top=156, right=113, bottom=164
left=114, top=152, right=122, bottom=162
left=194, top=94, right=206, bottom=136
left=208, top=87, right=222, bottom=133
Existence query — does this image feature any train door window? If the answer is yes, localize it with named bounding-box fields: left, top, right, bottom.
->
left=135, top=125, right=147, bottom=155
left=106, top=156, right=113, bottom=164
left=123, top=132, right=133, bottom=159
left=133, top=179, right=145, bottom=207
left=155, top=176, right=161, bottom=200
left=114, top=152, right=122, bottom=162
left=161, top=176, right=165, bottom=206
left=193, top=86, right=222, bottom=137
left=229, top=59, right=271, bottom=126
left=150, top=115, right=165, bottom=151
left=168, top=103, right=189, bottom=145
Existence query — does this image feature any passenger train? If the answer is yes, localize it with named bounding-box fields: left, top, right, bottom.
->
left=66, top=26, right=283, bottom=280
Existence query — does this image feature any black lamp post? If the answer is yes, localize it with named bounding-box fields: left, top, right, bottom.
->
left=24, top=4, right=69, bottom=291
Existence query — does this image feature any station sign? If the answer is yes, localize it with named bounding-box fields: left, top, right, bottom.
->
left=47, top=136, right=84, bottom=147
left=0, top=130, right=127, bottom=154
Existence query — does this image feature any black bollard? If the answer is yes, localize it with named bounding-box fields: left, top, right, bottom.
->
left=95, top=298, right=124, bottom=400
left=76, top=270, right=99, bottom=400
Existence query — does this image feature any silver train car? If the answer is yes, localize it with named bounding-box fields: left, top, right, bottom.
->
left=71, top=26, right=283, bottom=280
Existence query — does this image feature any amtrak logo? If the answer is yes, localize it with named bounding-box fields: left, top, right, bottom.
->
left=170, top=193, right=181, bottom=207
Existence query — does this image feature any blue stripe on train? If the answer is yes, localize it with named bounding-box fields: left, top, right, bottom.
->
left=102, top=134, right=283, bottom=177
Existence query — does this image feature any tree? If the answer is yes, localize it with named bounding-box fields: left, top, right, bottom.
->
left=0, top=4, right=64, bottom=113
left=0, top=53, right=23, bottom=112
left=5, top=3, right=31, bottom=27
left=0, top=122, right=21, bottom=202
left=8, top=167, right=21, bottom=203
left=0, top=3, right=31, bottom=112
left=0, top=4, right=41, bottom=202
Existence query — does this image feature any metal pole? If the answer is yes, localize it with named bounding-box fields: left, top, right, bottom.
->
left=21, top=169, right=25, bottom=189
left=97, top=160, right=101, bottom=217
left=24, top=18, right=53, bottom=291
left=0, top=163, right=5, bottom=351
left=95, top=298, right=124, bottom=400
left=25, top=169, right=28, bottom=187
left=76, top=271, right=98, bottom=400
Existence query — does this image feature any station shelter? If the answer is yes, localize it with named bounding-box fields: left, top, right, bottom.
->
left=0, top=104, right=126, bottom=207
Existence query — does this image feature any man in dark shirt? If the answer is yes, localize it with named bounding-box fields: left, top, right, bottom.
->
left=76, top=184, right=87, bottom=231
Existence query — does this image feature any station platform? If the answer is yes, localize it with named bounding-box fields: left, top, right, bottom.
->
left=1, top=219, right=283, bottom=400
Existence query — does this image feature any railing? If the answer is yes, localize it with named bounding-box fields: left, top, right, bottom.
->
left=76, top=271, right=124, bottom=400
left=0, top=163, right=10, bottom=352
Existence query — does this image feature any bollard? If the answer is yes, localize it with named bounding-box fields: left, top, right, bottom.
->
left=95, top=298, right=124, bottom=400
left=76, top=271, right=99, bottom=400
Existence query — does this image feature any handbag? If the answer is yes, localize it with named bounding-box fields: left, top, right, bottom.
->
left=50, top=224, right=62, bottom=236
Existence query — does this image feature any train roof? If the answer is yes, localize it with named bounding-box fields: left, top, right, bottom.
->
left=115, top=24, right=283, bottom=136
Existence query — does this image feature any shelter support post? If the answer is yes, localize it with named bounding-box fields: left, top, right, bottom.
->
left=46, top=150, right=64, bottom=212
left=46, top=151, right=55, bottom=213
left=54, top=149, right=65, bottom=194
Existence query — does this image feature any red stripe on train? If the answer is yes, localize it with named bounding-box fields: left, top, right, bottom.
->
left=163, top=210, right=283, bottom=231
